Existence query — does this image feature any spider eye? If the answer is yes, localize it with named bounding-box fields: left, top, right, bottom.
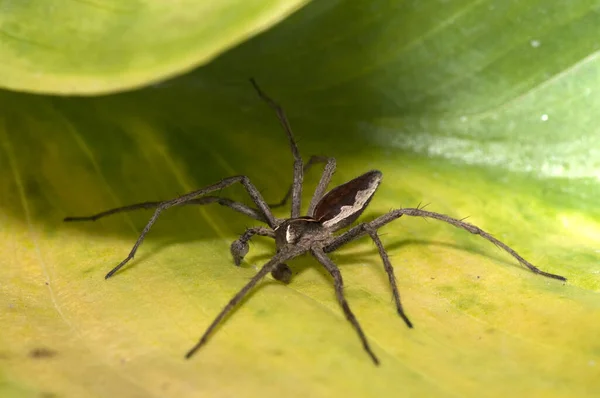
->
left=314, top=170, right=382, bottom=231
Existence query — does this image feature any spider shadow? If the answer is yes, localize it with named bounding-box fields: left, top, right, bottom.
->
left=101, top=232, right=275, bottom=278
left=69, top=204, right=275, bottom=277
left=246, top=237, right=519, bottom=288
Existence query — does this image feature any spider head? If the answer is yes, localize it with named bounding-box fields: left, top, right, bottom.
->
left=274, top=217, right=328, bottom=249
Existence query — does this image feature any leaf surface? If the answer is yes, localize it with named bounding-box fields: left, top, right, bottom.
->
left=1, top=1, right=599, bottom=397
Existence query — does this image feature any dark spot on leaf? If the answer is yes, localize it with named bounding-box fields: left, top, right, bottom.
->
left=270, top=348, right=284, bottom=357
left=254, top=308, right=268, bottom=317
left=82, top=267, right=95, bottom=275
left=438, top=285, right=456, bottom=293
left=29, top=348, right=57, bottom=359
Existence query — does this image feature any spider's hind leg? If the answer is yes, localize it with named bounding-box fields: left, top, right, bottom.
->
left=364, top=226, right=413, bottom=328
left=325, top=208, right=566, bottom=282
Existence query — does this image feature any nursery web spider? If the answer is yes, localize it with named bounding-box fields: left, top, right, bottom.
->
left=65, top=79, right=566, bottom=365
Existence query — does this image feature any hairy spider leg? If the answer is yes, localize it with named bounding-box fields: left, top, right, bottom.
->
left=98, top=176, right=277, bottom=279
left=325, top=208, right=566, bottom=281
left=364, top=226, right=413, bottom=328
left=250, top=78, right=304, bottom=218
left=186, top=245, right=308, bottom=359
left=311, top=247, right=380, bottom=365
left=269, top=155, right=334, bottom=210
left=306, top=157, right=336, bottom=217
left=64, top=158, right=338, bottom=225
left=64, top=197, right=267, bottom=223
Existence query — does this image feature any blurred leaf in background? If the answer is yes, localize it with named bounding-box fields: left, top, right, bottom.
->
left=1, top=1, right=599, bottom=397
left=0, top=0, right=308, bottom=94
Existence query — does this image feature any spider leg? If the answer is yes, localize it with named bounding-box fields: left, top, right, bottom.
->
left=230, top=227, right=275, bottom=266
left=364, top=226, right=413, bottom=328
left=324, top=208, right=566, bottom=281
left=307, top=157, right=336, bottom=217
left=250, top=79, right=304, bottom=218
left=269, top=155, right=335, bottom=211
left=64, top=196, right=267, bottom=223
left=311, top=247, right=380, bottom=365
left=186, top=246, right=307, bottom=359
left=102, top=175, right=277, bottom=279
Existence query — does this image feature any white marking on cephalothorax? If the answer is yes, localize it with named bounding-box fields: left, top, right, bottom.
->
left=286, top=225, right=294, bottom=243
left=322, top=175, right=381, bottom=228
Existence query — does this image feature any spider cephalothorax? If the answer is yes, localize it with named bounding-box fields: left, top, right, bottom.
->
left=65, top=80, right=566, bottom=365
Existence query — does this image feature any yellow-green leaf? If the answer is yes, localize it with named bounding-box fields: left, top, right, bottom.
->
left=1, top=1, right=600, bottom=398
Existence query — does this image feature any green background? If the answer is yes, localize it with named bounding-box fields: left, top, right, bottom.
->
left=1, top=1, right=599, bottom=397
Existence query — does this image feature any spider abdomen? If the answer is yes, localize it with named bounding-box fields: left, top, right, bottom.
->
left=314, top=170, right=382, bottom=231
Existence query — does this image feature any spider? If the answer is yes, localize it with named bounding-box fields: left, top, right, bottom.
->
left=65, top=79, right=566, bottom=365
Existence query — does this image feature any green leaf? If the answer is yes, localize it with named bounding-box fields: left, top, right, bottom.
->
left=0, top=0, right=308, bottom=94
left=1, top=1, right=600, bottom=397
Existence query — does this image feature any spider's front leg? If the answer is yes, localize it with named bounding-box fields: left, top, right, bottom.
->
left=84, top=175, right=277, bottom=279
left=230, top=226, right=292, bottom=283
left=269, top=155, right=336, bottom=211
